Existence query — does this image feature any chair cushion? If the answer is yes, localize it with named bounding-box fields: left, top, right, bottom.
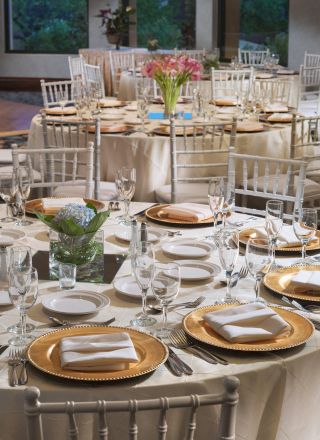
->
left=53, top=181, right=117, bottom=201
left=155, top=183, right=209, bottom=204
left=0, top=150, right=26, bottom=164
left=0, top=165, right=41, bottom=182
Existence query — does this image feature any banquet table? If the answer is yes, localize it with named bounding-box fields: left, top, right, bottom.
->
left=28, top=104, right=295, bottom=202
left=0, top=201, right=320, bottom=439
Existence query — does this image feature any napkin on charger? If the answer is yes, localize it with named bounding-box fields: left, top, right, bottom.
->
left=267, top=113, right=292, bottom=123
left=248, top=224, right=318, bottom=248
left=158, top=203, right=212, bottom=222
left=203, top=303, right=290, bottom=343
left=60, top=332, right=138, bottom=371
left=41, top=197, right=86, bottom=214
left=290, top=270, right=320, bottom=294
left=263, top=103, right=288, bottom=113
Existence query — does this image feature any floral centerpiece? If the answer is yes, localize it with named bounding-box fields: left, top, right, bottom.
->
left=37, top=203, right=109, bottom=281
left=97, top=4, right=135, bottom=49
left=142, top=55, right=202, bottom=117
left=202, top=53, right=220, bottom=74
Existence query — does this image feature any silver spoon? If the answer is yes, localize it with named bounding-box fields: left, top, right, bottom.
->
left=148, top=296, right=205, bottom=314
left=49, top=316, right=116, bottom=326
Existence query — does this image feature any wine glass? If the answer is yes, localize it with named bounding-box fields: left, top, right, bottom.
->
left=115, top=167, right=136, bottom=225
left=293, top=208, right=317, bottom=261
left=8, top=246, right=35, bottom=334
left=265, top=200, right=283, bottom=270
left=16, top=165, right=32, bottom=226
left=56, top=89, right=69, bottom=114
left=222, top=179, right=235, bottom=227
left=151, top=262, right=180, bottom=337
left=8, top=267, right=38, bottom=346
left=246, top=238, right=270, bottom=303
left=218, top=227, right=239, bottom=303
left=131, top=241, right=156, bottom=327
left=207, top=177, right=224, bottom=240
left=0, top=172, right=17, bottom=223
left=137, top=98, right=149, bottom=132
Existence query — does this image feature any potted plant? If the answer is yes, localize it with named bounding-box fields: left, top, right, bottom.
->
left=97, top=3, right=135, bottom=50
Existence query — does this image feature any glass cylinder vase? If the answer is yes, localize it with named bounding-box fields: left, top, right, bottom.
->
left=49, top=229, right=104, bottom=283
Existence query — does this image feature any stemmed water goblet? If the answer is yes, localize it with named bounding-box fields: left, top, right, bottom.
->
left=115, top=167, right=136, bottom=225
left=151, top=262, right=180, bottom=337
left=56, top=89, right=69, bottom=114
left=221, top=179, right=235, bottom=227
left=137, top=98, right=149, bottom=132
left=246, top=238, right=270, bottom=303
left=207, top=177, right=224, bottom=241
left=265, top=200, right=283, bottom=270
left=15, top=165, right=32, bottom=226
left=131, top=241, right=156, bottom=328
left=218, top=227, right=239, bottom=303
left=293, top=208, right=317, bottom=261
left=0, top=172, right=17, bottom=223
left=8, top=267, right=38, bottom=346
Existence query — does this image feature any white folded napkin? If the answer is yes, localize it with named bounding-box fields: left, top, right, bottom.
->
left=42, top=198, right=85, bottom=211
left=203, top=303, right=290, bottom=343
left=267, top=113, right=292, bottom=122
left=264, top=103, right=288, bottom=113
left=158, top=203, right=212, bottom=222
left=290, top=270, right=320, bottom=293
left=250, top=225, right=317, bottom=247
left=60, top=332, right=138, bottom=371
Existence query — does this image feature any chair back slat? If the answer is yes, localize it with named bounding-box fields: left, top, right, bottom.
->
left=97, top=401, right=109, bottom=440
left=129, top=400, right=138, bottom=440
left=158, top=397, right=169, bottom=440
left=238, top=49, right=270, bottom=66
left=66, top=401, right=79, bottom=440
left=211, top=68, right=253, bottom=100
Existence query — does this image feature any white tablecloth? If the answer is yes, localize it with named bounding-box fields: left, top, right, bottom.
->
left=0, top=202, right=319, bottom=439
left=28, top=108, right=294, bottom=202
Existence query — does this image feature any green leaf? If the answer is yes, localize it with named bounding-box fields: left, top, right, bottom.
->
left=84, top=210, right=109, bottom=234
left=59, top=219, right=85, bottom=236
left=35, top=213, right=62, bottom=233
left=86, top=202, right=97, bottom=215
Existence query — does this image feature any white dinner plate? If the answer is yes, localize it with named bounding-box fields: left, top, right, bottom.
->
left=113, top=275, right=152, bottom=298
left=100, top=114, right=123, bottom=121
left=114, top=227, right=166, bottom=244
left=0, top=290, right=12, bottom=306
left=125, top=103, right=138, bottom=111
left=0, top=229, right=26, bottom=240
left=42, top=291, right=110, bottom=315
left=172, top=260, right=221, bottom=281
left=161, top=239, right=213, bottom=259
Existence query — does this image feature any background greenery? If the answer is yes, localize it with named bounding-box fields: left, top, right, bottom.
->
left=8, top=0, right=88, bottom=53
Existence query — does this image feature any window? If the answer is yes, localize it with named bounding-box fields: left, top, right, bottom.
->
left=135, top=0, right=196, bottom=49
left=220, top=0, right=289, bottom=65
left=5, top=0, right=88, bottom=54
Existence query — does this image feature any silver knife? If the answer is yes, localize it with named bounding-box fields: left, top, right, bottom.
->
left=167, top=346, right=193, bottom=375
left=0, top=345, right=8, bottom=355
left=165, top=356, right=183, bottom=376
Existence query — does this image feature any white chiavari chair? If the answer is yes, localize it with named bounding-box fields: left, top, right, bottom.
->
left=238, top=48, right=270, bottom=66
left=174, top=49, right=206, bottom=61
left=109, top=51, right=135, bottom=96
left=68, top=55, right=85, bottom=81
left=155, top=118, right=237, bottom=204
left=227, top=148, right=320, bottom=218
left=40, top=80, right=75, bottom=108
left=297, top=65, right=320, bottom=115
left=24, top=376, right=240, bottom=440
left=304, top=51, right=320, bottom=68
left=83, top=63, right=105, bottom=98
left=211, top=68, right=253, bottom=101
left=40, top=113, right=117, bottom=201
left=253, top=77, right=292, bottom=106
left=11, top=143, right=95, bottom=199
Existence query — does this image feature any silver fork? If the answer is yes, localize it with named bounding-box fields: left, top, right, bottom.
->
left=221, top=265, right=248, bottom=287
left=8, top=347, right=20, bottom=387
left=18, top=347, right=28, bottom=385
left=169, top=329, right=228, bottom=365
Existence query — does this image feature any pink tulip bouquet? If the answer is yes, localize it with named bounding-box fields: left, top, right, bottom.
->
left=142, top=55, right=202, bottom=116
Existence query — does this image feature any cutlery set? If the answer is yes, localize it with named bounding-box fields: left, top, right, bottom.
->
left=280, top=296, right=320, bottom=330
left=8, top=346, right=28, bottom=387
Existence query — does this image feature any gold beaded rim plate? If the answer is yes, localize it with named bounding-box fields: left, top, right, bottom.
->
left=182, top=304, right=314, bottom=351
left=239, top=227, right=320, bottom=253
left=264, top=265, right=320, bottom=303
left=27, top=326, right=168, bottom=381
left=26, top=197, right=105, bottom=215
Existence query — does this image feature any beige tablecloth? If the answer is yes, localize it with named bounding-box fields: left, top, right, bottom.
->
left=28, top=107, right=294, bottom=202
left=0, top=202, right=319, bottom=439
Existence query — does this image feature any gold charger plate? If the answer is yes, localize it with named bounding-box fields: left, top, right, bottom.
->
left=145, top=204, right=214, bottom=227
left=44, top=107, right=77, bottom=116
left=87, top=124, right=131, bottom=134
left=264, top=265, right=320, bottom=303
left=152, top=126, right=203, bottom=137
left=26, top=197, right=105, bottom=215
left=28, top=326, right=168, bottom=381
left=239, top=227, right=320, bottom=252
left=225, top=122, right=265, bottom=133
left=99, top=100, right=127, bottom=108
left=183, top=304, right=314, bottom=351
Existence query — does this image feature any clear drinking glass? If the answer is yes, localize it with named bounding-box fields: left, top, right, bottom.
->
left=131, top=241, right=156, bottom=327
left=115, top=167, right=136, bottom=225
left=16, top=166, right=32, bottom=226
left=137, top=98, right=149, bottom=132
left=8, top=246, right=35, bottom=334
left=265, top=200, right=283, bottom=270
left=59, top=263, right=76, bottom=289
left=8, top=267, right=38, bottom=346
left=207, top=177, right=225, bottom=240
left=151, top=262, right=180, bottom=337
left=246, top=238, right=270, bottom=303
left=0, top=172, right=17, bottom=223
left=218, top=228, right=239, bottom=303
left=293, top=208, right=317, bottom=261
left=222, top=179, right=235, bottom=227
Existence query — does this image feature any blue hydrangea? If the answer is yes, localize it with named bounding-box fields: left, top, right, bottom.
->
left=54, top=204, right=95, bottom=228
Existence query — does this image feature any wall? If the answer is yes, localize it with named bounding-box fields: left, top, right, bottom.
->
left=288, top=0, right=320, bottom=69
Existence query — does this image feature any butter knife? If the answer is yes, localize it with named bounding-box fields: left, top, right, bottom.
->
left=167, top=346, right=193, bottom=375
